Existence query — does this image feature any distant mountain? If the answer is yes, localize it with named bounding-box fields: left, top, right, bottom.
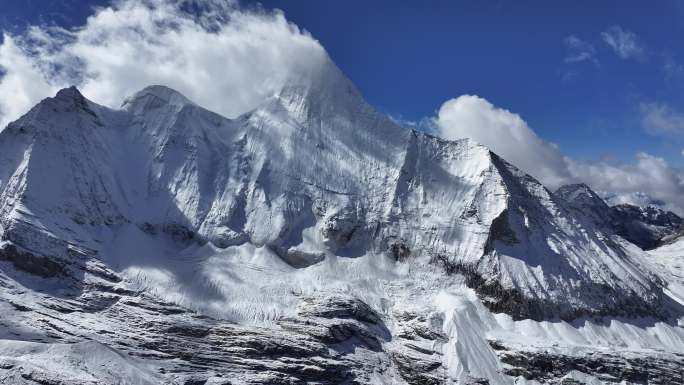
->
left=555, top=183, right=683, bottom=249
left=602, top=190, right=670, bottom=209
left=555, top=183, right=615, bottom=226
left=0, top=56, right=682, bottom=384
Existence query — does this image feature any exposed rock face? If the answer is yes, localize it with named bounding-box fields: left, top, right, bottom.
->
left=0, top=279, right=393, bottom=384
left=0, top=243, right=65, bottom=278
left=491, top=340, right=684, bottom=385
left=390, top=309, right=448, bottom=385
left=612, top=204, right=683, bottom=249
left=0, top=57, right=682, bottom=384
left=297, top=294, right=382, bottom=325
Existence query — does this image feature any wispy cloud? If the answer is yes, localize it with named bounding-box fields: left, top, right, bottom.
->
left=563, top=35, right=597, bottom=64
left=387, top=113, right=435, bottom=132
left=601, top=25, right=645, bottom=60
left=663, top=53, right=684, bottom=81
left=640, top=102, right=684, bottom=136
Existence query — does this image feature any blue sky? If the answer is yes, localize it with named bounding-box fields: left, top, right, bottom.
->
left=1, top=0, right=682, bottom=164
left=1, top=0, right=684, bottom=210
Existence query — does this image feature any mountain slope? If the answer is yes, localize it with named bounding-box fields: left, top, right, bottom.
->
left=648, top=235, right=684, bottom=307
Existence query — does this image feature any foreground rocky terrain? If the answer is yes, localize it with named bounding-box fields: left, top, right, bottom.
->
left=0, top=54, right=682, bottom=384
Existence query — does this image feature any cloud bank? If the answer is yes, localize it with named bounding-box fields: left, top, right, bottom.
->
left=0, top=0, right=326, bottom=128
left=435, top=95, right=684, bottom=214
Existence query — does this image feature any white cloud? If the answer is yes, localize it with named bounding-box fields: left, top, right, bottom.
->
left=601, top=191, right=668, bottom=209
left=640, top=102, right=684, bottom=135
left=434, top=95, right=573, bottom=188
left=434, top=95, right=684, bottom=214
left=563, top=35, right=597, bottom=64
left=567, top=153, right=684, bottom=213
left=0, top=0, right=326, bottom=128
left=0, top=34, right=61, bottom=126
left=601, top=25, right=645, bottom=60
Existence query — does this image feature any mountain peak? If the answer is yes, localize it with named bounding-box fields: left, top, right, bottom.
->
left=121, top=85, right=195, bottom=113
left=555, top=182, right=602, bottom=202
left=273, top=54, right=375, bottom=124
left=54, top=86, right=85, bottom=101
left=43, top=86, right=94, bottom=114
left=554, top=182, right=615, bottom=227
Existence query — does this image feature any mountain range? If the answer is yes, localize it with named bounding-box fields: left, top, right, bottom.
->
left=0, top=55, right=682, bottom=384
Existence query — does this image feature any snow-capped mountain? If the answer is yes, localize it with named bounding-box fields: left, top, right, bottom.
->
left=612, top=204, right=683, bottom=248
left=0, top=56, right=682, bottom=384
left=555, top=183, right=683, bottom=249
